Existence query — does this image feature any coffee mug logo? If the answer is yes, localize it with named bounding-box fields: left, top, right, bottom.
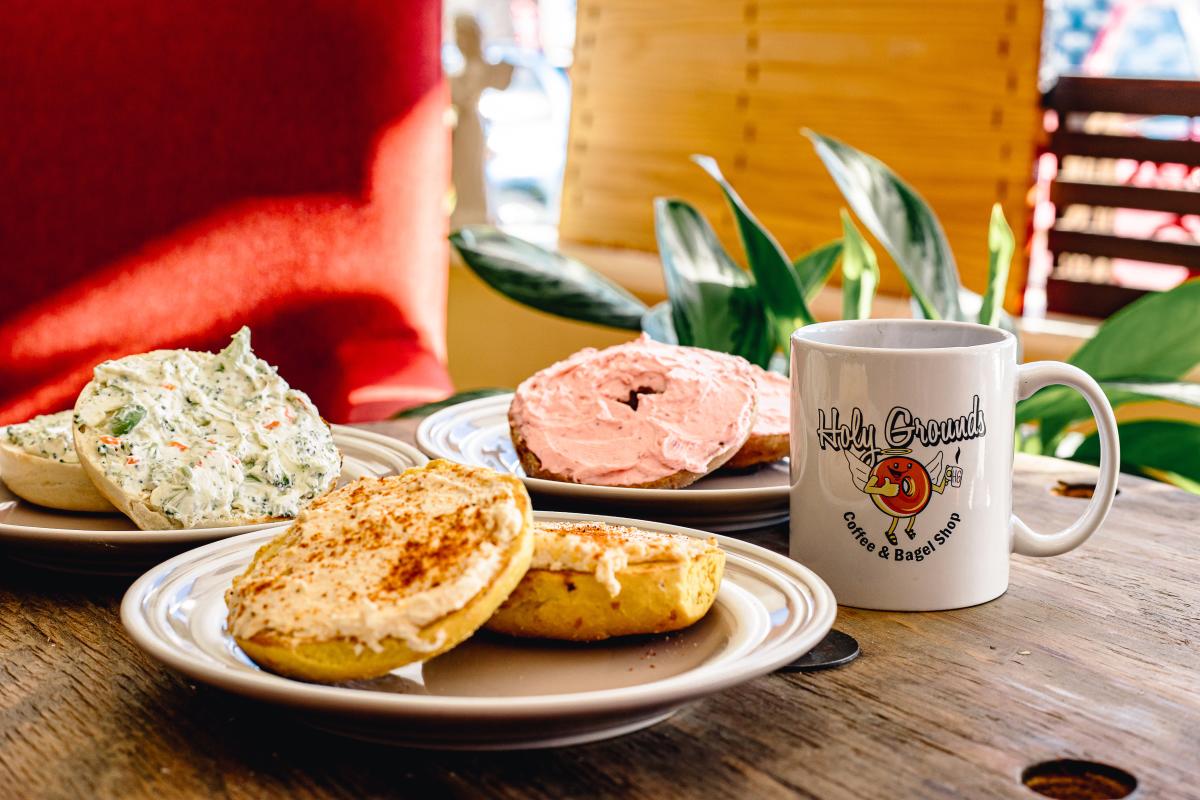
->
left=846, top=448, right=955, bottom=545
left=816, top=396, right=986, bottom=561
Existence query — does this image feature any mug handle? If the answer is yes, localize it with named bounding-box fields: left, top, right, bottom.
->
left=1011, top=362, right=1120, bottom=557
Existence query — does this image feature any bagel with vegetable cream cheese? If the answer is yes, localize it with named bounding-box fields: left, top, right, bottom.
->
left=226, top=460, right=534, bottom=683
left=486, top=520, right=724, bottom=641
left=509, top=335, right=758, bottom=489
left=73, top=327, right=341, bottom=530
left=0, top=411, right=116, bottom=512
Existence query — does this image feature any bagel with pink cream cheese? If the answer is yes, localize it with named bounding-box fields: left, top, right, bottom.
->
left=724, top=367, right=791, bottom=470
left=508, top=335, right=758, bottom=489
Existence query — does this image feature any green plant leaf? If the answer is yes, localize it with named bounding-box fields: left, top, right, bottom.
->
left=1017, top=380, right=1200, bottom=425
left=1101, top=380, right=1200, bottom=406
left=803, top=129, right=963, bottom=321
left=640, top=301, right=679, bottom=344
left=1067, top=278, right=1200, bottom=381
left=926, top=289, right=1018, bottom=342
left=691, top=155, right=816, bottom=341
left=1070, top=419, right=1200, bottom=489
left=1141, top=468, right=1200, bottom=494
left=450, top=226, right=647, bottom=330
left=1030, top=279, right=1200, bottom=446
left=839, top=210, right=879, bottom=320
left=653, top=198, right=776, bottom=367
left=1015, top=385, right=1091, bottom=425
left=795, top=239, right=844, bottom=303
left=979, top=203, right=1015, bottom=327
left=391, top=389, right=510, bottom=419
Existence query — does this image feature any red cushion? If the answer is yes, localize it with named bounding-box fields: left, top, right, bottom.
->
left=0, top=0, right=451, bottom=423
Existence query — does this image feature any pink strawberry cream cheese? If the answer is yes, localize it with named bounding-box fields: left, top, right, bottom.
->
left=749, top=367, right=790, bottom=437
left=509, top=335, right=759, bottom=487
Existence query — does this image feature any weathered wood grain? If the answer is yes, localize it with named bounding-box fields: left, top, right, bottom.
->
left=0, top=418, right=1196, bottom=799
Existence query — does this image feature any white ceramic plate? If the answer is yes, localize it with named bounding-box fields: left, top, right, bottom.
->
left=0, top=426, right=426, bottom=574
left=122, top=510, right=835, bottom=750
left=416, top=394, right=790, bottom=532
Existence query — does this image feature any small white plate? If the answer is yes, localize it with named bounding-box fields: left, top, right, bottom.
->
left=416, top=394, right=790, bottom=532
left=0, top=426, right=426, bottom=574
left=121, top=510, right=835, bottom=750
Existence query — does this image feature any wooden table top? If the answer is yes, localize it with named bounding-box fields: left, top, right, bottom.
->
left=1, top=417, right=1197, bottom=799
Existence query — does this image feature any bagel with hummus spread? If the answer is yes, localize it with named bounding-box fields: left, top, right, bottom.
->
left=226, top=460, right=534, bottom=683
left=508, top=335, right=759, bottom=489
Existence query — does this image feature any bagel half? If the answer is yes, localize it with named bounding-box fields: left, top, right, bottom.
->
left=510, top=424, right=748, bottom=490
left=0, top=412, right=115, bottom=512
left=486, top=520, right=724, bottom=641
left=724, top=367, right=790, bottom=471
left=722, top=432, right=789, bottom=472
left=226, top=460, right=534, bottom=683
left=508, top=335, right=759, bottom=489
left=73, top=327, right=341, bottom=530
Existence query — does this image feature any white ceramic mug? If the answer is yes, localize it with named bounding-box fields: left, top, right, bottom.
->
left=789, top=319, right=1120, bottom=611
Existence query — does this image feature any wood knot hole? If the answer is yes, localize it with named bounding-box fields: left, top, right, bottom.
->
left=1022, top=759, right=1136, bottom=799
left=1052, top=481, right=1120, bottom=499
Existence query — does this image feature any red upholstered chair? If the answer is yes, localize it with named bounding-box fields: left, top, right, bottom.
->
left=0, top=1, right=452, bottom=424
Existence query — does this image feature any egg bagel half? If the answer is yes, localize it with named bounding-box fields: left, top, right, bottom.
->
left=486, top=520, right=724, bottom=641
left=226, top=460, right=533, bottom=683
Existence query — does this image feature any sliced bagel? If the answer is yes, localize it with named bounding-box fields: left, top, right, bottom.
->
left=0, top=411, right=115, bottom=512
left=722, top=433, right=789, bottom=472
left=226, top=460, right=534, bottom=683
left=73, top=327, right=341, bottom=530
left=508, top=335, right=759, bottom=489
left=510, top=425, right=747, bottom=490
left=486, top=520, right=724, bottom=641
left=724, top=367, right=790, bottom=471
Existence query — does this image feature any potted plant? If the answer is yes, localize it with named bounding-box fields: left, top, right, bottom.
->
left=443, top=131, right=1200, bottom=493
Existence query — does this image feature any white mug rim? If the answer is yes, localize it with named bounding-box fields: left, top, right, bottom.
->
left=790, top=319, right=1015, bottom=356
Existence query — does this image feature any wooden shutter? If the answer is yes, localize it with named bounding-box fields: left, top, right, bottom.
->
left=561, top=0, right=1044, bottom=308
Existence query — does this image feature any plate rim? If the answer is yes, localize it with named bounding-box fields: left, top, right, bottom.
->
left=0, top=426, right=427, bottom=543
left=415, top=394, right=789, bottom=502
left=120, top=509, right=836, bottom=719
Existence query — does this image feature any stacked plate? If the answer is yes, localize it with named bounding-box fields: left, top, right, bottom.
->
left=122, top=510, right=835, bottom=750
left=0, top=426, right=426, bottom=574
left=2, top=412, right=836, bottom=748
left=416, top=394, right=790, bottom=532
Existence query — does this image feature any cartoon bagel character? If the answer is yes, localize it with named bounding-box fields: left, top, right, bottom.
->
left=844, top=448, right=958, bottom=546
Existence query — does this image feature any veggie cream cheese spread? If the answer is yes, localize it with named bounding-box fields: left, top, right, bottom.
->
left=3, top=411, right=80, bottom=463
left=226, top=464, right=529, bottom=653
left=533, top=521, right=717, bottom=597
left=73, top=328, right=339, bottom=528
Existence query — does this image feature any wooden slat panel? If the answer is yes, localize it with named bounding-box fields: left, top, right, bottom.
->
left=1046, top=76, right=1200, bottom=116
left=1048, top=228, right=1200, bottom=269
left=1051, top=181, right=1200, bottom=215
left=1045, top=276, right=1150, bottom=319
left=562, top=0, right=1043, bottom=306
left=1048, top=131, right=1200, bottom=166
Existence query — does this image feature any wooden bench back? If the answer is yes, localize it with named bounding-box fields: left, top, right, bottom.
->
left=1043, top=76, right=1200, bottom=317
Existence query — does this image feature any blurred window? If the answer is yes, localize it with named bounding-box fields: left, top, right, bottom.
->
left=445, top=0, right=574, bottom=246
